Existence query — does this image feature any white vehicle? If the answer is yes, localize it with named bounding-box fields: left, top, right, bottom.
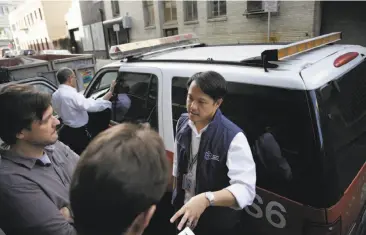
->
left=20, top=32, right=364, bottom=235
left=40, top=50, right=71, bottom=55
left=82, top=32, right=366, bottom=235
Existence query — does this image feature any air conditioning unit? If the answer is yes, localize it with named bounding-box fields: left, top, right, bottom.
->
left=244, top=0, right=279, bottom=17
left=263, top=0, right=279, bottom=13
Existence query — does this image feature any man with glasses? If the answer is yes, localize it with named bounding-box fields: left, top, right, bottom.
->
left=52, top=67, right=115, bottom=154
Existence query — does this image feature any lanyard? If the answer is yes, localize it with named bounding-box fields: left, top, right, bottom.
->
left=188, top=143, right=198, bottom=173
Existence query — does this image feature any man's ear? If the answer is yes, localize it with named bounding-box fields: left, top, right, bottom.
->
left=215, top=98, right=223, bottom=107
left=125, top=205, right=156, bottom=235
left=16, top=130, right=26, bottom=141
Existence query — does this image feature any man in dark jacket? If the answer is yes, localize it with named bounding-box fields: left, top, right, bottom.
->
left=171, top=71, right=256, bottom=235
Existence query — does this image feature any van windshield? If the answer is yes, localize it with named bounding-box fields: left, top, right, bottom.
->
left=315, top=59, right=366, bottom=199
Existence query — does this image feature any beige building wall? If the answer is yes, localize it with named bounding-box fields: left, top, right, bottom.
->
left=9, top=0, right=71, bottom=50
left=42, top=0, right=72, bottom=41
left=103, top=0, right=318, bottom=45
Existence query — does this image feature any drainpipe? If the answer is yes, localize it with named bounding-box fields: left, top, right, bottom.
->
left=99, top=8, right=109, bottom=58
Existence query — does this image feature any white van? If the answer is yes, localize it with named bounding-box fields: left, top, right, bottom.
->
left=80, top=32, right=366, bottom=235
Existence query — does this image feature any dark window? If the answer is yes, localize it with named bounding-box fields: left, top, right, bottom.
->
left=315, top=60, right=366, bottom=196
left=143, top=0, right=155, bottom=27
left=171, top=77, right=318, bottom=205
left=163, top=0, right=177, bottom=22
left=164, top=28, right=178, bottom=37
left=88, top=71, right=158, bottom=130
left=45, top=38, right=49, bottom=49
left=184, top=0, right=198, bottom=21
left=208, top=0, right=227, bottom=18
left=39, top=8, right=43, bottom=20
left=40, top=38, right=44, bottom=50
left=112, top=0, right=120, bottom=17
left=34, top=10, right=37, bottom=20
left=247, top=0, right=264, bottom=12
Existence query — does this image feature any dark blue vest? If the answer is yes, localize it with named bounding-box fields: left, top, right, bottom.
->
left=172, top=109, right=243, bottom=230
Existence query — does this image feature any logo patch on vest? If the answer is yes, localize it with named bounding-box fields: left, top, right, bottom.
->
left=204, top=151, right=219, bottom=161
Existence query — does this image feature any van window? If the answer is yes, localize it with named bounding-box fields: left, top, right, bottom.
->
left=171, top=77, right=318, bottom=205
left=316, top=60, right=366, bottom=197
left=112, top=72, right=158, bottom=131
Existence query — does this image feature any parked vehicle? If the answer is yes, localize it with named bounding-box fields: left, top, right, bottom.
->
left=2, top=32, right=365, bottom=235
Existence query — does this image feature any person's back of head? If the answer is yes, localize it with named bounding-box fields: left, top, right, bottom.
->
left=70, top=123, right=170, bottom=235
left=56, top=67, right=76, bottom=87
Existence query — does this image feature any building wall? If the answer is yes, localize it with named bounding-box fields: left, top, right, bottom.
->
left=103, top=0, right=317, bottom=45
left=9, top=0, right=71, bottom=51
left=9, top=0, right=51, bottom=50
left=42, top=0, right=72, bottom=41
left=0, top=3, right=21, bottom=45
left=79, top=0, right=107, bottom=58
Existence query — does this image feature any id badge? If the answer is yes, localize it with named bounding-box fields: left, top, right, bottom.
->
left=182, top=173, right=194, bottom=191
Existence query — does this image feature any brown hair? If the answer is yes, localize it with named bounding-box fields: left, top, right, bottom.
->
left=70, top=123, right=169, bottom=235
left=0, top=84, right=51, bottom=146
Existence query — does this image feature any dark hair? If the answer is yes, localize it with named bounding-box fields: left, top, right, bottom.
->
left=70, top=123, right=169, bottom=235
left=56, top=67, right=74, bottom=84
left=187, top=71, right=228, bottom=101
left=0, top=84, right=51, bottom=146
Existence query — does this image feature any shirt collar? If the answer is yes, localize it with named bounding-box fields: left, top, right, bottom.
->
left=0, top=148, right=52, bottom=169
left=188, top=120, right=209, bottom=137
left=59, top=84, right=76, bottom=91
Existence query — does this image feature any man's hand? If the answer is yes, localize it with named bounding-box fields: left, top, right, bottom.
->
left=170, top=193, right=209, bottom=231
left=60, top=207, right=73, bottom=223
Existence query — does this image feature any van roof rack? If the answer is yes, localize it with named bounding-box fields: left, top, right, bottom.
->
left=109, top=33, right=200, bottom=60
left=260, top=32, right=342, bottom=71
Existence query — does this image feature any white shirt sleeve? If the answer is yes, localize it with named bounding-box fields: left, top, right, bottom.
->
left=71, top=92, right=112, bottom=112
left=225, top=132, right=257, bottom=210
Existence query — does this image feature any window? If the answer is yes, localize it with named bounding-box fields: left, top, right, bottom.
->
left=88, top=71, right=159, bottom=130
left=208, top=0, right=227, bottom=18
left=184, top=0, right=198, bottom=21
left=12, top=24, right=15, bottom=31
left=164, top=28, right=178, bottom=37
left=143, top=0, right=155, bottom=27
left=30, top=14, right=34, bottom=25
left=34, top=10, right=37, bottom=20
left=247, top=0, right=264, bottom=12
left=163, top=0, right=177, bottom=23
left=315, top=60, right=366, bottom=201
left=171, top=77, right=320, bottom=206
left=111, top=0, right=120, bottom=17
left=0, top=7, right=4, bottom=16
left=45, top=38, right=49, bottom=49
left=39, top=8, right=43, bottom=20
left=4, top=7, right=8, bottom=14
left=40, top=38, right=44, bottom=50
left=32, top=83, right=55, bottom=95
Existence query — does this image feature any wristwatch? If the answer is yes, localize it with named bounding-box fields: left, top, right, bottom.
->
left=205, top=192, right=215, bottom=206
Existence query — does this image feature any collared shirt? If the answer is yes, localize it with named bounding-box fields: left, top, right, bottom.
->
left=0, top=141, right=79, bottom=235
left=52, top=84, right=111, bottom=128
left=173, top=120, right=256, bottom=210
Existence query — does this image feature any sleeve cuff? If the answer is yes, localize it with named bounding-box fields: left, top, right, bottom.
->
left=226, top=184, right=254, bottom=210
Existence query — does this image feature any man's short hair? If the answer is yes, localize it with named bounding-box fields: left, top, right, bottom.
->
left=187, top=71, right=228, bottom=101
left=70, top=123, right=169, bottom=235
left=56, top=67, right=74, bottom=84
left=0, top=84, right=51, bottom=146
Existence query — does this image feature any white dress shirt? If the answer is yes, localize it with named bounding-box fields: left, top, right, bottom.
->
left=173, top=120, right=256, bottom=210
left=51, top=84, right=111, bottom=128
